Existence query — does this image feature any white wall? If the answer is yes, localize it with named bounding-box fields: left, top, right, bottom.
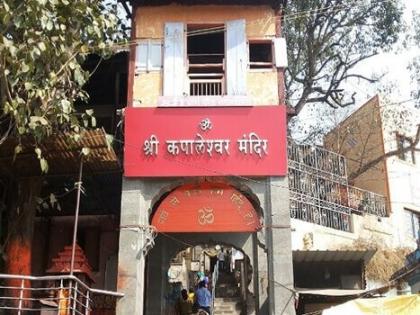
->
left=380, top=102, right=420, bottom=249
left=291, top=214, right=394, bottom=251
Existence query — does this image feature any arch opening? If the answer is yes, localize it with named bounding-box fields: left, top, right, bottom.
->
left=150, top=182, right=262, bottom=233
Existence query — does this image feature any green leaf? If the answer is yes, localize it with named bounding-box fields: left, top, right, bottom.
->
left=85, top=109, right=94, bottom=116
left=105, top=134, right=114, bottom=150
left=46, top=20, right=53, bottom=31
left=38, top=41, right=46, bottom=52
left=14, top=144, right=23, bottom=155
left=61, top=99, right=71, bottom=114
left=13, top=144, right=23, bottom=162
left=35, top=147, right=42, bottom=159
left=40, top=158, right=49, bottom=173
left=91, top=116, right=96, bottom=127
left=49, top=193, right=57, bottom=206
left=81, top=147, right=90, bottom=156
left=21, top=63, right=30, bottom=73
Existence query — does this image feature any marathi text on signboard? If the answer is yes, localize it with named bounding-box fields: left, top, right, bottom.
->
left=124, top=106, right=287, bottom=177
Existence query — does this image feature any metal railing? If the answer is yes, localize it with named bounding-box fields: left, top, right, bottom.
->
left=211, top=261, right=219, bottom=314
left=0, top=274, right=123, bottom=314
left=288, top=140, right=348, bottom=184
left=347, top=186, right=387, bottom=217
left=189, top=74, right=224, bottom=96
left=290, top=191, right=352, bottom=232
left=288, top=141, right=387, bottom=232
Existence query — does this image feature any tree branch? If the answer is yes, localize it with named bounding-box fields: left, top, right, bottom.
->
left=348, top=124, right=420, bottom=180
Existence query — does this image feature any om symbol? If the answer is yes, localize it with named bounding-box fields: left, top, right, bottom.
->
left=198, top=207, right=215, bottom=225
left=199, top=118, right=212, bottom=132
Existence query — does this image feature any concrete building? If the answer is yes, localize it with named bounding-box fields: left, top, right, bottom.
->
left=287, top=95, right=419, bottom=314
left=325, top=95, right=420, bottom=250
left=117, top=1, right=294, bottom=315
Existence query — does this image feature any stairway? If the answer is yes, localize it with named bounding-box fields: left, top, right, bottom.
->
left=213, top=271, right=242, bottom=315
left=213, top=297, right=241, bottom=315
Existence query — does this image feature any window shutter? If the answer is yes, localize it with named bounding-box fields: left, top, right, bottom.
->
left=226, top=19, right=247, bottom=96
left=273, top=37, right=288, bottom=68
left=163, top=22, right=185, bottom=96
left=135, top=42, right=148, bottom=72
left=135, top=40, right=162, bottom=72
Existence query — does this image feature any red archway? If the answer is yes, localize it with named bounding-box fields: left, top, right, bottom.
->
left=151, top=182, right=261, bottom=232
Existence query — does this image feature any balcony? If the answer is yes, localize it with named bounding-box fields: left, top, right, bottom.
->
left=288, top=140, right=387, bottom=232
left=0, top=274, right=123, bottom=314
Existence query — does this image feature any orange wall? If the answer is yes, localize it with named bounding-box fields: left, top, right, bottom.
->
left=132, top=4, right=280, bottom=106
left=324, top=96, right=390, bottom=203
left=135, top=5, right=276, bottom=39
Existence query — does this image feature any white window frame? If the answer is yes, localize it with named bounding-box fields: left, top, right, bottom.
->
left=135, top=39, right=163, bottom=73
left=404, top=209, right=420, bottom=240
left=247, top=39, right=275, bottom=71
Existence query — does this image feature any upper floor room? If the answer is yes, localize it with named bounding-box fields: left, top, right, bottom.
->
left=127, top=0, right=288, bottom=107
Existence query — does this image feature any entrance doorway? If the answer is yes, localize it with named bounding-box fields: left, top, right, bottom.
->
left=145, top=182, right=261, bottom=315
left=165, top=244, right=251, bottom=315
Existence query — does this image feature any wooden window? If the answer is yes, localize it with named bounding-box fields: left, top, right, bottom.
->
left=248, top=41, right=273, bottom=69
left=396, top=134, right=416, bottom=164
left=162, top=20, right=247, bottom=97
left=135, top=40, right=162, bottom=72
left=187, top=24, right=225, bottom=96
left=404, top=209, right=420, bottom=240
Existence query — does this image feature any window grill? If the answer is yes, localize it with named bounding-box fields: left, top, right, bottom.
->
left=288, top=140, right=387, bottom=232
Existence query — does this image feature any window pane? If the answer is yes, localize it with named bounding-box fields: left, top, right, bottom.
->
left=249, top=43, right=272, bottom=63
left=135, top=43, right=148, bottom=70
left=249, top=42, right=273, bottom=69
left=149, top=43, right=162, bottom=69
left=396, top=135, right=415, bottom=164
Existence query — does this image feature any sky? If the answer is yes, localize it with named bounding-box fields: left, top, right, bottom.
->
left=352, top=0, right=420, bottom=102
left=293, top=0, right=420, bottom=144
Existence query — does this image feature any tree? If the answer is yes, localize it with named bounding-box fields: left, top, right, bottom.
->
left=0, top=0, right=123, bottom=301
left=408, top=12, right=420, bottom=107
left=283, top=0, right=404, bottom=115
left=0, top=0, right=122, bottom=171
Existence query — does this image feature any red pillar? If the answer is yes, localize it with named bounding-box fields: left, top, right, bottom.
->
left=5, top=178, right=40, bottom=310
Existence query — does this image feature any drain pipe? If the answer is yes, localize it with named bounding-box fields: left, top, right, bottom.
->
left=70, top=158, right=84, bottom=275
left=265, top=178, right=276, bottom=314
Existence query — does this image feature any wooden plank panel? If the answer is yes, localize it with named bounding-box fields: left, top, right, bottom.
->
left=226, top=19, right=247, bottom=95
left=163, top=22, right=185, bottom=96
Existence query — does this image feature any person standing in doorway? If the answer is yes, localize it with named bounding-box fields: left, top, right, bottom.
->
left=217, top=248, right=225, bottom=272
left=195, top=281, right=212, bottom=314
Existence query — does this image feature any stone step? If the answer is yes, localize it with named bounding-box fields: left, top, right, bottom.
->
left=214, top=306, right=237, bottom=311
left=213, top=297, right=241, bottom=314
left=214, top=301, right=239, bottom=307
left=214, top=297, right=241, bottom=303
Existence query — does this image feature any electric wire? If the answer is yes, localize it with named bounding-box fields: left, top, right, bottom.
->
left=71, top=0, right=401, bottom=52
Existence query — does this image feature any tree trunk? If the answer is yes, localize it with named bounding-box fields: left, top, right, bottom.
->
left=5, top=178, right=41, bottom=311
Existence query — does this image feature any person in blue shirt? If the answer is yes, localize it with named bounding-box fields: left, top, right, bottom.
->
left=195, top=280, right=212, bottom=314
